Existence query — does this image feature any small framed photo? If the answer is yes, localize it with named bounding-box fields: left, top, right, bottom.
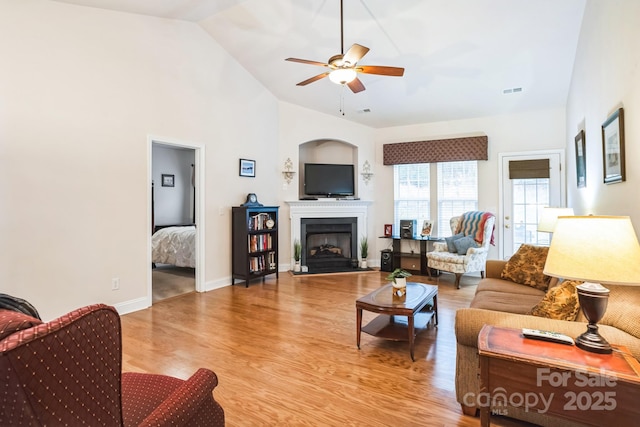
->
left=161, top=174, right=175, bottom=187
left=575, top=130, right=586, bottom=188
left=239, top=158, right=256, bottom=177
left=384, top=224, right=393, bottom=237
left=601, top=108, right=625, bottom=184
left=420, top=220, right=433, bottom=237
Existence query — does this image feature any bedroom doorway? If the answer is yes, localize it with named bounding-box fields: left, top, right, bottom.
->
left=149, top=137, right=205, bottom=305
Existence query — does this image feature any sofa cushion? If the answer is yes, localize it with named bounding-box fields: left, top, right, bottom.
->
left=453, top=236, right=479, bottom=255
left=445, top=233, right=465, bottom=252
left=0, top=309, right=42, bottom=340
left=471, top=290, right=544, bottom=314
left=501, top=244, right=551, bottom=291
left=529, top=280, right=581, bottom=321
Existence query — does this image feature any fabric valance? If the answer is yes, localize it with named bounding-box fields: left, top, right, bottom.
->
left=508, top=159, right=550, bottom=179
left=383, top=135, right=488, bottom=165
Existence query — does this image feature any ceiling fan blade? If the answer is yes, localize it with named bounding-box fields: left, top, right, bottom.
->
left=296, top=72, right=330, bottom=86
left=358, top=65, right=405, bottom=77
left=285, top=58, right=329, bottom=67
left=347, top=77, right=366, bottom=93
left=343, top=44, right=369, bottom=65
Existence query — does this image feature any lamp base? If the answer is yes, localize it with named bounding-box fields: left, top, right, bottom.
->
left=575, top=324, right=612, bottom=354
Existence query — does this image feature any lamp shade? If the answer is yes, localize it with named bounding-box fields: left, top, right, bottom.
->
left=543, top=216, right=640, bottom=284
left=537, top=207, right=575, bottom=232
left=329, top=68, right=357, bottom=85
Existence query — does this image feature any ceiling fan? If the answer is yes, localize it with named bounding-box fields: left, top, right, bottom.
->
left=285, top=0, right=404, bottom=93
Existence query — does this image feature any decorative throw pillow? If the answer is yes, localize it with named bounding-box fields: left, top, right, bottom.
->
left=445, top=233, right=465, bottom=252
left=501, top=244, right=551, bottom=291
left=453, top=236, right=479, bottom=255
left=529, top=280, right=582, bottom=321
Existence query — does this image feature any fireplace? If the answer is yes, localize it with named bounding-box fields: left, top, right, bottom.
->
left=301, top=217, right=357, bottom=273
left=286, top=199, right=372, bottom=273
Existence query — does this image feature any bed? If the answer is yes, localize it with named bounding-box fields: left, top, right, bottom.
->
left=152, top=225, right=196, bottom=268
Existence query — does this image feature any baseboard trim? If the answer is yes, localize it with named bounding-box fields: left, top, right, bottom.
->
left=114, top=296, right=150, bottom=316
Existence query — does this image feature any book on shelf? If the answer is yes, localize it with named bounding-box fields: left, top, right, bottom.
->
left=248, top=212, right=273, bottom=231
left=248, top=234, right=272, bottom=253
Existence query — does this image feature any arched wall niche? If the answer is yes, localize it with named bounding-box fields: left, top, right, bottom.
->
left=298, top=139, right=359, bottom=198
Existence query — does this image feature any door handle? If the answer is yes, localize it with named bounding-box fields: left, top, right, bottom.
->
left=505, top=225, right=510, bottom=229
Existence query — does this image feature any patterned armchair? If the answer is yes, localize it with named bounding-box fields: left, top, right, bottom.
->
left=427, top=212, right=496, bottom=289
left=0, top=304, right=224, bottom=426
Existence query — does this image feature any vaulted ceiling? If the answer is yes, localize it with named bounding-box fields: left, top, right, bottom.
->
left=52, top=0, right=586, bottom=128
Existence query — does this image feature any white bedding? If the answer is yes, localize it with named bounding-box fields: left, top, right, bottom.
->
left=152, top=226, right=196, bottom=268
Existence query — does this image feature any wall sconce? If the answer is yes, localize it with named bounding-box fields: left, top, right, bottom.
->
left=282, top=158, right=295, bottom=184
left=361, top=160, right=373, bottom=185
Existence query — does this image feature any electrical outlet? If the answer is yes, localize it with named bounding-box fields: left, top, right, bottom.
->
left=112, top=278, right=120, bottom=290
left=218, top=207, right=224, bottom=216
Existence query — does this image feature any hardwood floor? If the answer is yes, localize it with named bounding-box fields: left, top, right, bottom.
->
left=121, top=271, right=531, bottom=426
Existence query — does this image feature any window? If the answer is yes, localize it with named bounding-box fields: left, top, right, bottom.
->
left=512, top=178, right=550, bottom=250
left=394, top=161, right=478, bottom=237
left=437, top=161, right=478, bottom=237
left=393, top=164, right=429, bottom=235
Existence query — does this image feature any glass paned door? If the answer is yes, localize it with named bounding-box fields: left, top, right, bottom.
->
left=501, top=152, right=564, bottom=259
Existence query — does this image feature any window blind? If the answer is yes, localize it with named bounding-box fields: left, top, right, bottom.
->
left=508, top=159, right=550, bottom=179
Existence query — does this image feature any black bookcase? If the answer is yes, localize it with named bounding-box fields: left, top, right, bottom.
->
left=232, top=206, right=279, bottom=287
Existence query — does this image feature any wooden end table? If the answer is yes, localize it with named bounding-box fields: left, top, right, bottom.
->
left=477, top=325, right=640, bottom=426
left=356, top=282, right=438, bottom=361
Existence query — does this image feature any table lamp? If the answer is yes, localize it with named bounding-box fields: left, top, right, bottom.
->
left=543, top=216, right=640, bottom=354
left=537, top=207, right=575, bottom=233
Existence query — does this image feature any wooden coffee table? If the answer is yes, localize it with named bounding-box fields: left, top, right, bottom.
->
left=478, top=325, right=640, bottom=426
left=356, top=282, right=438, bottom=361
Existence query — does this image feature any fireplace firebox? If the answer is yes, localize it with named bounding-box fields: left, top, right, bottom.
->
left=301, top=217, right=357, bottom=273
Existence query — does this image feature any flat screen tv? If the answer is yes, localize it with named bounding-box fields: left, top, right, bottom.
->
left=304, top=163, right=355, bottom=197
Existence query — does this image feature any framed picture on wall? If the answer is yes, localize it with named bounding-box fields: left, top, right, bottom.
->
left=602, top=108, right=625, bottom=184
left=575, top=130, right=586, bottom=188
left=161, top=174, right=175, bottom=187
left=239, top=158, right=256, bottom=177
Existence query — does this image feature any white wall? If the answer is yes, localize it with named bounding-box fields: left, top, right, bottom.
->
left=566, top=0, right=640, bottom=233
left=1, top=0, right=608, bottom=319
left=152, top=145, right=194, bottom=226
left=0, top=0, right=280, bottom=320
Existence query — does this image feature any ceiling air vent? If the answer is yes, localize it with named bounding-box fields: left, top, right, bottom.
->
left=503, top=87, right=523, bottom=94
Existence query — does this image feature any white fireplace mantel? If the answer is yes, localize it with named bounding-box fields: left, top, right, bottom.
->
left=286, top=200, right=372, bottom=261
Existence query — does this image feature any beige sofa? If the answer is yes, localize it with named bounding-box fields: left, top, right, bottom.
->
left=455, top=259, right=640, bottom=426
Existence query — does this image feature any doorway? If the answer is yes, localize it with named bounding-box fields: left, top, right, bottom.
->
left=499, top=150, right=565, bottom=259
left=148, top=136, right=205, bottom=305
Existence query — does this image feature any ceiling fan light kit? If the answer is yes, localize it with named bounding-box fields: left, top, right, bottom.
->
left=329, top=68, right=357, bottom=85
left=285, top=0, right=404, bottom=93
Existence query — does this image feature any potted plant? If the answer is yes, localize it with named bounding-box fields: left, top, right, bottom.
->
left=386, top=268, right=412, bottom=289
left=293, top=239, right=302, bottom=272
left=360, top=236, right=369, bottom=268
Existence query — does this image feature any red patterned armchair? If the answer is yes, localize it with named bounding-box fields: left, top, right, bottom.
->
left=0, top=304, right=224, bottom=426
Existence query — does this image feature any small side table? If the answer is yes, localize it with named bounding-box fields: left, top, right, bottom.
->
left=478, top=325, right=640, bottom=426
